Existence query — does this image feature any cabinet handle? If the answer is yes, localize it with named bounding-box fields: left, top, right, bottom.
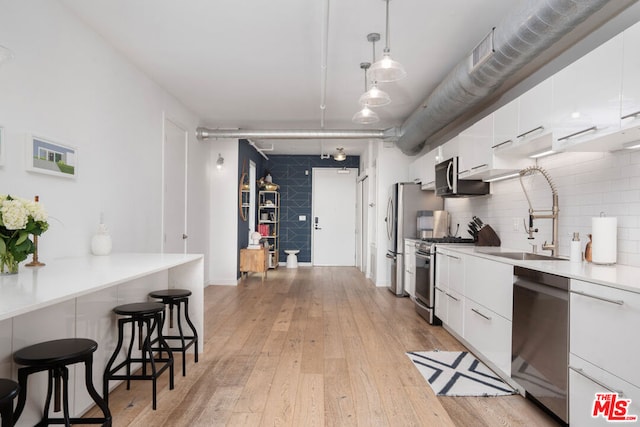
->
left=569, top=366, right=624, bottom=396
left=445, top=292, right=460, bottom=302
left=621, top=110, right=640, bottom=121
left=471, top=164, right=488, bottom=170
left=570, top=290, right=624, bottom=306
left=516, top=125, right=544, bottom=139
left=446, top=254, right=460, bottom=260
left=458, top=169, right=469, bottom=175
left=491, top=139, right=512, bottom=149
left=471, top=308, right=491, bottom=320
left=425, top=181, right=435, bottom=186
left=558, top=126, right=597, bottom=142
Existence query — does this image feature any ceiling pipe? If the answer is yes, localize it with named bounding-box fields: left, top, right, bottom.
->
left=396, top=0, right=622, bottom=156
left=196, top=127, right=397, bottom=140
left=247, top=139, right=271, bottom=160
left=319, top=0, right=330, bottom=129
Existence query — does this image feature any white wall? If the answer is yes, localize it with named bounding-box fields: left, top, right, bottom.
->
left=445, top=150, right=640, bottom=267
left=0, top=1, right=209, bottom=276
left=208, top=139, right=240, bottom=285
left=373, top=141, right=411, bottom=287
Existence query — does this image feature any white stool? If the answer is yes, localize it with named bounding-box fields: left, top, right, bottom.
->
left=285, top=250, right=299, bottom=269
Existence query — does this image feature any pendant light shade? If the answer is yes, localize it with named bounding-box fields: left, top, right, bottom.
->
left=369, top=0, right=406, bottom=83
left=352, top=105, right=380, bottom=124
left=360, top=33, right=391, bottom=107
left=353, top=62, right=380, bottom=124
left=369, top=52, right=406, bottom=82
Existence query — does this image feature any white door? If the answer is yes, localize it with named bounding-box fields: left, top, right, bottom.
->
left=162, top=117, right=188, bottom=253
left=312, top=168, right=357, bottom=266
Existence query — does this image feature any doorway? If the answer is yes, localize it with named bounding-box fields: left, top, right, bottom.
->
left=311, top=168, right=357, bottom=266
left=162, top=116, right=188, bottom=253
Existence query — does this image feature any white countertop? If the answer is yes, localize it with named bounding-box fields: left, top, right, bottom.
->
left=0, top=253, right=203, bottom=321
left=440, top=245, right=640, bottom=294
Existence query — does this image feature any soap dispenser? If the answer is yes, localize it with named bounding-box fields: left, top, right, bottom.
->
left=570, top=232, right=581, bottom=262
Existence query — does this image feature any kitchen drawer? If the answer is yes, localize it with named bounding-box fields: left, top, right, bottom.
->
left=570, top=354, right=640, bottom=426
left=465, top=255, right=513, bottom=320
left=464, top=298, right=511, bottom=376
left=446, top=289, right=464, bottom=337
left=570, top=279, right=640, bottom=387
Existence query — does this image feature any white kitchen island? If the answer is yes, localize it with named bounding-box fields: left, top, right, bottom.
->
left=0, top=253, right=204, bottom=426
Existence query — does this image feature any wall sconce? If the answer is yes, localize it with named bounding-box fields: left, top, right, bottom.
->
left=216, top=153, right=224, bottom=169
left=334, top=148, right=347, bottom=161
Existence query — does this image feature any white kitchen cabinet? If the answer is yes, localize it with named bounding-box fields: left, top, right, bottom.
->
left=621, top=21, right=640, bottom=128
left=458, top=114, right=493, bottom=179
left=459, top=112, right=531, bottom=181
left=404, top=240, right=416, bottom=298
left=464, top=256, right=513, bottom=320
left=518, top=78, right=554, bottom=143
left=440, top=135, right=459, bottom=162
left=570, top=279, right=640, bottom=387
left=434, top=248, right=466, bottom=337
left=420, top=149, right=437, bottom=190
left=408, top=157, right=421, bottom=184
left=494, top=78, right=555, bottom=159
left=464, top=297, right=512, bottom=375
left=408, top=149, right=437, bottom=189
left=570, top=354, right=640, bottom=426
left=492, top=99, right=518, bottom=149
left=552, top=34, right=624, bottom=152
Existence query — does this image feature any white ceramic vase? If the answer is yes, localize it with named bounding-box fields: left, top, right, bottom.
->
left=91, top=223, right=112, bottom=256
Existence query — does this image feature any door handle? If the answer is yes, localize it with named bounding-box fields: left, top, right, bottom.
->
left=182, top=234, right=188, bottom=240
left=314, top=217, right=321, bottom=230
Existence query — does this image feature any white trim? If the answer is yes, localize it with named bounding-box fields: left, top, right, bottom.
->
left=161, top=113, right=189, bottom=254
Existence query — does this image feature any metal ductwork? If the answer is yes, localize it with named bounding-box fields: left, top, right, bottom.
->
left=196, top=127, right=398, bottom=141
left=396, top=0, right=616, bottom=156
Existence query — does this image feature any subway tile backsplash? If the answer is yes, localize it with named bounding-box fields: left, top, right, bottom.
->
left=445, top=150, right=640, bottom=267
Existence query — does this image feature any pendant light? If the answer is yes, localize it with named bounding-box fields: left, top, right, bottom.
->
left=352, top=62, right=380, bottom=124
left=334, top=148, right=347, bottom=161
left=369, top=0, right=406, bottom=83
left=358, top=33, right=391, bottom=107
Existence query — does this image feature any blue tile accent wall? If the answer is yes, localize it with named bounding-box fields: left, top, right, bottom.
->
left=237, top=140, right=264, bottom=277
left=264, top=155, right=359, bottom=263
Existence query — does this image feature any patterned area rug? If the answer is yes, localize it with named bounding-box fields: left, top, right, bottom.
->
left=407, top=350, right=516, bottom=397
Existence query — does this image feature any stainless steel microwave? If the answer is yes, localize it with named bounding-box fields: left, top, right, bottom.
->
left=435, top=157, right=490, bottom=197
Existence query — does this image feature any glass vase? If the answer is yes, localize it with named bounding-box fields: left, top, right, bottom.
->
left=0, top=252, right=19, bottom=275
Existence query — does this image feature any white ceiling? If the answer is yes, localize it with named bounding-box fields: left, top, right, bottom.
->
left=60, top=0, right=521, bottom=156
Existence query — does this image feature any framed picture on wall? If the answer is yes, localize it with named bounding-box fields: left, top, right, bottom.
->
left=0, top=126, right=4, bottom=166
left=26, top=134, right=77, bottom=178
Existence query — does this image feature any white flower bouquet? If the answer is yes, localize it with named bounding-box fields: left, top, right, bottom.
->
left=0, top=195, right=49, bottom=274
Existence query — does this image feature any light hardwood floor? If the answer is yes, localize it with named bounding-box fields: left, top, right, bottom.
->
left=86, top=266, right=559, bottom=426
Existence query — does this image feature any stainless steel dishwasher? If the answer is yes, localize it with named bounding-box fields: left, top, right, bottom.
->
left=511, top=266, right=569, bottom=425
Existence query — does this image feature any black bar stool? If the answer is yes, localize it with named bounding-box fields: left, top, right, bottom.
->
left=148, top=289, right=199, bottom=376
left=103, top=302, right=173, bottom=410
left=0, top=379, right=19, bottom=427
left=13, top=338, right=111, bottom=426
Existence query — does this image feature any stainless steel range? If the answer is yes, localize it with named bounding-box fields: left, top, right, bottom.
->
left=414, top=237, right=474, bottom=324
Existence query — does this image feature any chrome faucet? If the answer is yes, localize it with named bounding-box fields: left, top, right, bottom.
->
left=519, top=166, right=559, bottom=257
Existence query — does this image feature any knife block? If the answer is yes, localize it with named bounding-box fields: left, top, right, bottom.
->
left=476, top=225, right=501, bottom=247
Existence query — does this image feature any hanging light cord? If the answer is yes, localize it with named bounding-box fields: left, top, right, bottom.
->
left=384, top=0, right=391, bottom=53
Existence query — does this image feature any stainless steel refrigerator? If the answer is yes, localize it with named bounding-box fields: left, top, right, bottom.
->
left=385, top=183, right=443, bottom=296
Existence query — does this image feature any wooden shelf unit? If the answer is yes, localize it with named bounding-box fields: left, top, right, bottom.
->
left=258, top=190, right=280, bottom=268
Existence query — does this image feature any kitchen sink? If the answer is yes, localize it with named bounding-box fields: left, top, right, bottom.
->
left=489, top=252, right=567, bottom=261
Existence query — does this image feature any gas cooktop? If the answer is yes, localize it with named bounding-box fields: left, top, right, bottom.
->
left=420, top=236, right=475, bottom=244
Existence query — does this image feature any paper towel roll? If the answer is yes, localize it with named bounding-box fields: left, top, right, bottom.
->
left=592, top=216, right=617, bottom=264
